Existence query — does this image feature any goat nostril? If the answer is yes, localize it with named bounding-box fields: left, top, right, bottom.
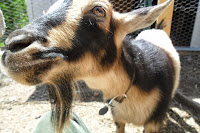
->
left=5, top=33, right=34, bottom=52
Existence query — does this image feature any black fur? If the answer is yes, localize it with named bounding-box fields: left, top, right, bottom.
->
left=71, top=16, right=117, bottom=66
left=47, top=74, right=73, bottom=131
left=25, top=62, right=53, bottom=85
left=1, top=50, right=7, bottom=66
left=26, top=74, right=42, bottom=85
left=156, top=19, right=169, bottom=30
left=121, top=37, right=175, bottom=122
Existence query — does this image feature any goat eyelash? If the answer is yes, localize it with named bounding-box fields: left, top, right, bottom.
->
left=105, top=28, right=113, bottom=39
left=88, top=18, right=95, bottom=26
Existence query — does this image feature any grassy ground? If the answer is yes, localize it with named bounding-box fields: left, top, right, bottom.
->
left=0, top=42, right=4, bottom=47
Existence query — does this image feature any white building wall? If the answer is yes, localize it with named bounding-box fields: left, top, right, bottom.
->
left=27, top=0, right=57, bottom=22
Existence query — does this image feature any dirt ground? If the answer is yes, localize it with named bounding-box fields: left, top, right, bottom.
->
left=0, top=54, right=200, bottom=133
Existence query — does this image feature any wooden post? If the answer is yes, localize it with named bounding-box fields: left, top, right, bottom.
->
left=156, top=0, right=175, bottom=37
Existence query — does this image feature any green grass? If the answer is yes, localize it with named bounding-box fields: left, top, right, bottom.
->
left=0, top=42, right=4, bottom=47
left=0, top=43, right=4, bottom=47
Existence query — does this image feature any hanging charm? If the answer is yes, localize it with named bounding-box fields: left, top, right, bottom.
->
left=99, top=72, right=135, bottom=115
left=99, top=105, right=109, bottom=115
left=99, top=95, right=126, bottom=115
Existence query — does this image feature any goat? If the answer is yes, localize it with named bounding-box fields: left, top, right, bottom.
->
left=1, top=0, right=180, bottom=132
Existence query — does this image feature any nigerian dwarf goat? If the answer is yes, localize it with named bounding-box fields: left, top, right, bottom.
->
left=1, top=0, right=180, bottom=132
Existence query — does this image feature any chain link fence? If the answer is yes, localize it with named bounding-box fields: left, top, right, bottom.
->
left=0, top=0, right=29, bottom=47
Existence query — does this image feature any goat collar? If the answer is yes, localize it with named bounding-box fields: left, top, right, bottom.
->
left=99, top=72, right=135, bottom=115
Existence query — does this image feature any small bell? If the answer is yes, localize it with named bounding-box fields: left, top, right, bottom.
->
left=99, top=105, right=109, bottom=115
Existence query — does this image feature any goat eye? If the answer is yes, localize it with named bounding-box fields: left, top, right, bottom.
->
left=92, top=6, right=105, bottom=17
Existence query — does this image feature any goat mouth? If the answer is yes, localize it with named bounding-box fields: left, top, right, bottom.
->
left=2, top=50, right=62, bottom=71
left=31, top=49, right=68, bottom=60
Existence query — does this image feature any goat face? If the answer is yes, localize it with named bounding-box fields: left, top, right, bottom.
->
left=1, top=0, right=174, bottom=132
left=2, top=0, right=173, bottom=85
left=2, top=0, right=118, bottom=85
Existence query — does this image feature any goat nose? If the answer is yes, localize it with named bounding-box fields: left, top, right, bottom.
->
left=5, top=29, right=34, bottom=52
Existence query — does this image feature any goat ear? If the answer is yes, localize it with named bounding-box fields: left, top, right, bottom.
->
left=113, top=0, right=173, bottom=35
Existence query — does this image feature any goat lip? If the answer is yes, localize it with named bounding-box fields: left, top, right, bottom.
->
left=3, top=53, right=58, bottom=71
left=5, top=59, right=55, bottom=72
left=32, top=52, right=65, bottom=60
left=4, top=60, right=51, bottom=73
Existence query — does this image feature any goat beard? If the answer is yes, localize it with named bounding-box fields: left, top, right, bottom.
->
left=47, top=75, right=73, bottom=133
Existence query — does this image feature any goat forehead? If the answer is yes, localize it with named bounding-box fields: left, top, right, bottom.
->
left=46, top=0, right=111, bottom=24
left=47, top=0, right=66, bottom=14
left=48, top=0, right=110, bottom=13
left=44, top=0, right=112, bottom=33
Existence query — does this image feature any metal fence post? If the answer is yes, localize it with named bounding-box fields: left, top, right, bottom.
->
left=144, top=0, right=153, bottom=7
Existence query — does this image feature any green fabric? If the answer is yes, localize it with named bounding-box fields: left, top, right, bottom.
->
left=32, top=112, right=91, bottom=133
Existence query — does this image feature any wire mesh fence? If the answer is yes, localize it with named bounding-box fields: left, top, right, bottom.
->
left=170, top=0, right=199, bottom=47
left=0, top=0, right=29, bottom=47
left=110, top=0, right=146, bottom=13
